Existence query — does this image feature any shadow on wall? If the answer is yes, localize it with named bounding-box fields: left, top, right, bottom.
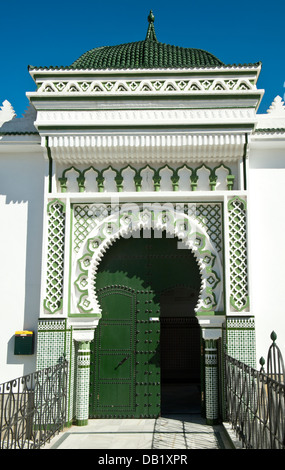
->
left=1, top=152, right=45, bottom=377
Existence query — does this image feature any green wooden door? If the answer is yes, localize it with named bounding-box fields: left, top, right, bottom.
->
left=89, top=231, right=201, bottom=418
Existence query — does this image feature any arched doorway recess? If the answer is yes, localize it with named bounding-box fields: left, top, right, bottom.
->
left=89, top=230, right=202, bottom=418
left=73, top=204, right=223, bottom=419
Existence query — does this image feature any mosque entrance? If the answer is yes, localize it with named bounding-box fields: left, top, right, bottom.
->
left=89, top=230, right=202, bottom=418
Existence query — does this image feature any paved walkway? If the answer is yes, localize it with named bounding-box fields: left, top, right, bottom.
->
left=43, top=414, right=235, bottom=450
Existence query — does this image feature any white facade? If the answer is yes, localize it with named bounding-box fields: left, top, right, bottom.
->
left=0, top=130, right=45, bottom=382
left=1, top=61, right=285, bottom=387
left=249, top=98, right=285, bottom=362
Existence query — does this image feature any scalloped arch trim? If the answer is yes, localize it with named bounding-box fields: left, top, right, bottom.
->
left=73, top=204, right=223, bottom=315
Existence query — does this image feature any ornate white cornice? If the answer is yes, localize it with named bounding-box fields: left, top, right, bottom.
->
left=32, top=77, right=257, bottom=95
left=28, top=64, right=262, bottom=74
left=27, top=65, right=263, bottom=113
left=27, top=65, right=263, bottom=163
left=44, top=132, right=246, bottom=164
left=35, top=108, right=256, bottom=128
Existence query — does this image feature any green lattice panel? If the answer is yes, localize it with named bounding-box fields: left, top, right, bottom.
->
left=187, top=203, right=222, bottom=253
left=228, top=197, right=249, bottom=312
left=43, top=201, right=66, bottom=314
left=73, top=204, right=115, bottom=253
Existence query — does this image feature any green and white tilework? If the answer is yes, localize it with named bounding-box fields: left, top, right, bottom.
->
left=76, top=341, right=91, bottom=426
left=36, top=319, right=76, bottom=425
left=204, top=339, right=219, bottom=424
left=226, top=317, right=256, bottom=367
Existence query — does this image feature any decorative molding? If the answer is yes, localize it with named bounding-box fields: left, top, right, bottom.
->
left=73, top=202, right=223, bottom=257
left=199, top=315, right=225, bottom=340
left=45, top=133, right=246, bottom=164
left=201, top=329, right=224, bottom=341
left=59, top=163, right=235, bottom=194
left=36, top=77, right=256, bottom=95
left=73, top=330, right=95, bottom=343
left=35, top=108, right=256, bottom=128
left=38, top=319, right=67, bottom=331
left=68, top=316, right=100, bottom=335
left=28, top=64, right=262, bottom=74
left=226, top=316, right=255, bottom=330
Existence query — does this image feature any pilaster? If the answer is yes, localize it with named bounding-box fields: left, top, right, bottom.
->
left=199, top=316, right=224, bottom=424
left=204, top=339, right=219, bottom=425
left=75, top=340, right=91, bottom=426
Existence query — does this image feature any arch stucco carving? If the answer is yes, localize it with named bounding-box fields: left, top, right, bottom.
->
left=72, top=204, right=223, bottom=315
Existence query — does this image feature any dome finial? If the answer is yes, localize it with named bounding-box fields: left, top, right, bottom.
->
left=146, top=10, right=157, bottom=41
left=148, top=10, right=155, bottom=23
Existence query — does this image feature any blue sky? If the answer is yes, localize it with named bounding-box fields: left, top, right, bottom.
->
left=1, top=0, right=284, bottom=116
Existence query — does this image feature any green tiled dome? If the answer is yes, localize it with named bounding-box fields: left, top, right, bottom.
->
left=70, top=12, right=224, bottom=70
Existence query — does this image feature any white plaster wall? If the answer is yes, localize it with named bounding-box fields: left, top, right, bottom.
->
left=0, top=149, right=45, bottom=383
left=248, top=141, right=285, bottom=367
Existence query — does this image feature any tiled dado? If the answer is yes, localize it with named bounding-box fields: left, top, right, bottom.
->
left=36, top=320, right=95, bottom=426
left=225, top=317, right=256, bottom=367
left=36, top=319, right=76, bottom=425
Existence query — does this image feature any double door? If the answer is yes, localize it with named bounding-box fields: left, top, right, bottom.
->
left=89, top=232, right=201, bottom=418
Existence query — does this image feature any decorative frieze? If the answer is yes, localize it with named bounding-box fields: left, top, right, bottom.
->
left=58, top=163, right=235, bottom=194
left=36, top=77, right=256, bottom=95
left=36, top=108, right=256, bottom=127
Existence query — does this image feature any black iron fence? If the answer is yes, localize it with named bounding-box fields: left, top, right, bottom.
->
left=225, top=332, right=285, bottom=449
left=0, top=359, right=68, bottom=449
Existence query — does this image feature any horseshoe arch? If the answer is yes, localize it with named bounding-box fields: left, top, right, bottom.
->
left=72, top=204, right=223, bottom=316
